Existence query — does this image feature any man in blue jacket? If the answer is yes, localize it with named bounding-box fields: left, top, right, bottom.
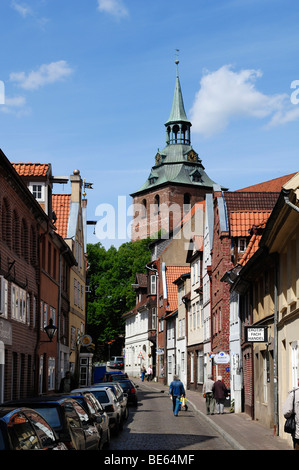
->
left=169, top=375, right=185, bottom=416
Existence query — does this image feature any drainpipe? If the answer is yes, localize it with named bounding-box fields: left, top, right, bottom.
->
left=273, top=252, right=279, bottom=436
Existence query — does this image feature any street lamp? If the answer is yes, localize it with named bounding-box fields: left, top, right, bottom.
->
left=43, top=318, right=58, bottom=342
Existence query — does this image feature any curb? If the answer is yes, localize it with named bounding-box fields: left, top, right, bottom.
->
left=187, top=398, right=245, bottom=451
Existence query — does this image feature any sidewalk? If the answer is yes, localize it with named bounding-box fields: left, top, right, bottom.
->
left=135, top=377, right=293, bottom=451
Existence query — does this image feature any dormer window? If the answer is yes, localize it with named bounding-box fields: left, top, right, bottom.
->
left=191, top=170, right=202, bottom=183
left=29, top=182, right=45, bottom=201
left=238, top=238, right=247, bottom=252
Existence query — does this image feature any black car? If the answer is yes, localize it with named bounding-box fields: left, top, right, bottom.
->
left=94, top=382, right=129, bottom=422
left=0, top=406, right=67, bottom=450
left=115, top=379, right=138, bottom=407
left=66, top=392, right=110, bottom=448
left=102, top=371, right=128, bottom=382
left=2, top=396, right=101, bottom=450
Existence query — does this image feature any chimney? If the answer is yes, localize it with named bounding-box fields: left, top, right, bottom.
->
left=70, top=169, right=82, bottom=203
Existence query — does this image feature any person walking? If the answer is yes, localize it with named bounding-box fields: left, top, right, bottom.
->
left=169, top=375, right=185, bottom=416
left=282, top=378, right=299, bottom=450
left=212, top=376, right=229, bottom=414
left=140, top=365, right=146, bottom=382
left=147, top=365, right=153, bottom=381
left=203, top=374, right=215, bottom=415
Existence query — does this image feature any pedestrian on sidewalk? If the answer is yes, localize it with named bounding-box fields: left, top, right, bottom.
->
left=147, top=365, right=153, bottom=381
left=141, top=365, right=146, bottom=382
left=282, top=378, right=299, bottom=450
left=203, top=374, right=215, bottom=415
left=169, top=375, right=185, bottom=416
left=212, top=376, right=229, bottom=414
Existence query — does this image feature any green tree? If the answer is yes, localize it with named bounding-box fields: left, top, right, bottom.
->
left=86, top=238, right=151, bottom=360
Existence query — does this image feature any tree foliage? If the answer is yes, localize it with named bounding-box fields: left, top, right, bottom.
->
left=86, top=238, right=151, bottom=359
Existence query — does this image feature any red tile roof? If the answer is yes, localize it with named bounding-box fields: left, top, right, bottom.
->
left=229, top=210, right=272, bottom=237
left=52, top=194, right=71, bottom=238
left=224, top=191, right=279, bottom=213
left=239, top=233, right=261, bottom=266
left=12, top=162, right=50, bottom=177
left=166, top=266, right=190, bottom=312
left=236, top=173, right=297, bottom=192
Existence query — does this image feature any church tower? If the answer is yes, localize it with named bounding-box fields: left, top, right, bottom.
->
left=131, top=61, right=221, bottom=241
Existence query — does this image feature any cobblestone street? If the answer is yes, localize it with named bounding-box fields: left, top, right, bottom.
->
left=109, top=382, right=233, bottom=451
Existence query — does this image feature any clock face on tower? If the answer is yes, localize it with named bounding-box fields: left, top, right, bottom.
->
left=187, top=150, right=198, bottom=162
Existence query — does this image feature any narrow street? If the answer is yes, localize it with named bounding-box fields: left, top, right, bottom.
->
left=109, top=381, right=234, bottom=451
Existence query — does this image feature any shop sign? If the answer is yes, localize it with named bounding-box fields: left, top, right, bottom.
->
left=245, top=326, right=268, bottom=343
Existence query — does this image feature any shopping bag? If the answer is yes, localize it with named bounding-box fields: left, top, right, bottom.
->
left=284, top=414, right=296, bottom=434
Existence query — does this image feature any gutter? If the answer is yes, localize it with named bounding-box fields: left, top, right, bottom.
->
left=282, top=188, right=299, bottom=213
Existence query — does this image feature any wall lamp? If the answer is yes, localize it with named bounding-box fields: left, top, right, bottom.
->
left=41, top=318, right=58, bottom=343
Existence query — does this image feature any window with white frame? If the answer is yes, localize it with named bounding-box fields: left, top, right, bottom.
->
left=197, top=350, right=204, bottom=384
left=152, top=307, right=157, bottom=330
left=190, top=353, right=194, bottom=382
left=150, top=275, right=157, bottom=295
left=43, top=303, right=48, bottom=329
left=181, top=352, right=185, bottom=372
left=0, top=276, right=8, bottom=317
left=48, top=357, right=55, bottom=390
left=30, top=183, right=44, bottom=201
left=11, top=283, right=27, bottom=323
left=74, top=278, right=77, bottom=306
left=238, top=238, right=247, bottom=253
left=50, top=306, right=56, bottom=325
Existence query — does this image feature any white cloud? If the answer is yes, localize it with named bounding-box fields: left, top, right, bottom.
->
left=189, top=65, right=299, bottom=137
left=11, top=0, right=32, bottom=18
left=0, top=95, right=31, bottom=117
left=9, top=61, right=74, bottom=90
left=97, top=0, right=129, bottom=19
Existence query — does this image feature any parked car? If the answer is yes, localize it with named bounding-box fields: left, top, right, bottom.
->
left=72, top=386, right=122, bottom=435
left=114, top=379, right=138, bottom=407
left=102, top=371, right=128, bottom=382
left=65, top=392, right=110, bottom=448
left=107, top=356, right=124, bottom=369
left=2, top=396, right=101, bottom=450
left=0, top=406, right=67, bottom=450
left=93, top=382, right=128, bottom=422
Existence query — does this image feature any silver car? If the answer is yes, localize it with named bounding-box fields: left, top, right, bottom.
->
left=72, top=386, right=123, bottom=435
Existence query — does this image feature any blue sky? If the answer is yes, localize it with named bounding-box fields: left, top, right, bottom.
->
left=0, top=0, right=298, bottom=248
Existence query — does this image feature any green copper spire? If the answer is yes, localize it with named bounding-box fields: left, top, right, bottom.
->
left=164, top=60, right=191, bottom=145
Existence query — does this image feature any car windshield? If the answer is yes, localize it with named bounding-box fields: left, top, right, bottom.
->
left=33, top=407, right=61, bottom=428
left=91, top=390, right=109, bottom=403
